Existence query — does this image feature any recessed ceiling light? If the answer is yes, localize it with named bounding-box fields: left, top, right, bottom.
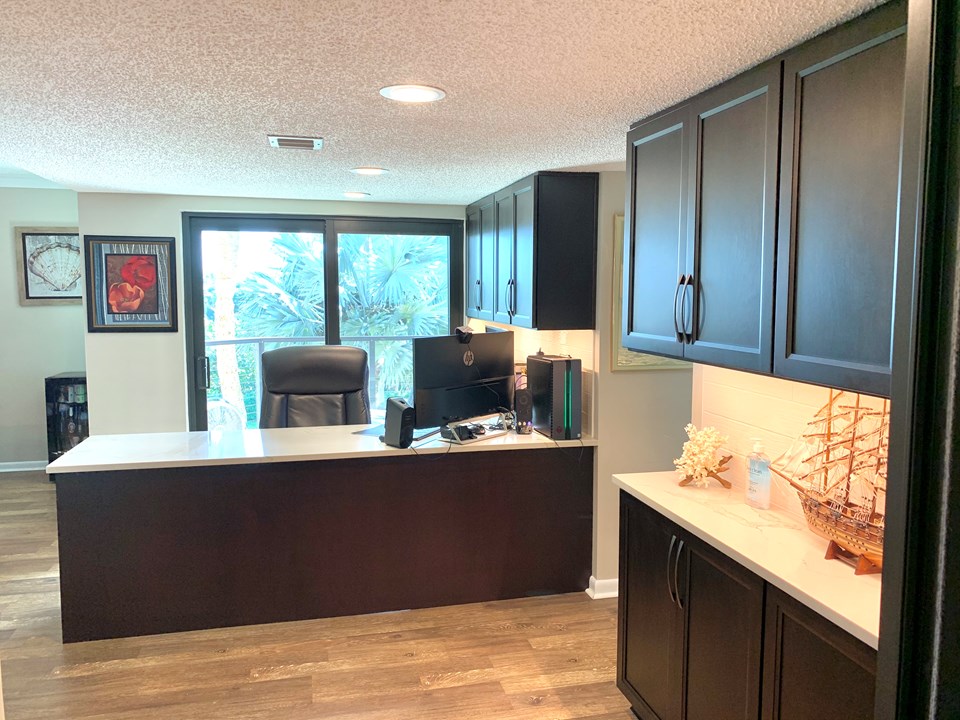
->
left=351, top=166, right=389, bottom=176
left=344, top=191, right=371, bottom=199
left=379, top=84, right=446, bottom=103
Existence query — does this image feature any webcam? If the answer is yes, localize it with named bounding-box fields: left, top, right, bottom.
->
left=455, top=325, right=473, bottom=344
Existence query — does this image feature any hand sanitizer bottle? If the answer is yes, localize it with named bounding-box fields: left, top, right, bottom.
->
left=746, top=439, right=771, bottom=510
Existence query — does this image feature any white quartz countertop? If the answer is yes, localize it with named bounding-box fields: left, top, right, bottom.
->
left=47, top=424, right=597, bottom=474
left=612, top=471, right=881, bottom=649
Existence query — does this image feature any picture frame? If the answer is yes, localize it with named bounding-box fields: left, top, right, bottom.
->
left=15, top=227, right=82, bottom=305
left=611, top=214, right=690, bottom=372
left=84, top=235, right=178, bottom=332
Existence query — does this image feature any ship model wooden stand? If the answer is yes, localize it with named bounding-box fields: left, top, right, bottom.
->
left=771, top=391, right=889, bottom=576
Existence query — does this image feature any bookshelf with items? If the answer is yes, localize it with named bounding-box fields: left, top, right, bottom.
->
left=45, top=372, right=88, bottom=463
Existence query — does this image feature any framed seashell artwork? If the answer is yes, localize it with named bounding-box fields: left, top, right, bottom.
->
left=15, top=227, right=82, bottom=305
left=84, top=235, right=177, bottom=332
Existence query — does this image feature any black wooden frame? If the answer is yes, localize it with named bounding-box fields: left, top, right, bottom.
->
left=877, top=0, right=960, bottom=716
left=182, top=212, right=464, bottom=431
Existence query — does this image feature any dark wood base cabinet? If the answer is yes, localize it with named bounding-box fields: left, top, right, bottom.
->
left=762, top=587, right=876, bottom=720
left=55, top=448, right=594, bottom=642
left=617, top=492, right=877, bottom=720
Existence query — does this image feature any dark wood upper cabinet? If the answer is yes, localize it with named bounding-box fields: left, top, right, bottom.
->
left=622, top=106, right=689, bottom=359
left=465, top=195, right=495, bottom=322
left=467, top=171, right=598, bottom=330
left=621, top=1, right=910, bottom=396
left=774, top=2, right=907, bottom=396
left=493, top=188, right=516, bottom=325
left=622, top=62, right=780, bottom=372
left=683, top=62, right=781, bottom=372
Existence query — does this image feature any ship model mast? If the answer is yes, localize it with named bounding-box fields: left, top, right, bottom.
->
left=770, top=390, right=889, bottom=575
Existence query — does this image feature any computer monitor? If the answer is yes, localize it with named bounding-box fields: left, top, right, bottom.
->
left=412, top=331, right=515, bottom=429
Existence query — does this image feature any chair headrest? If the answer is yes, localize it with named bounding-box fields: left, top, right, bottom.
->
left=261, top=345, right=368, bottom=395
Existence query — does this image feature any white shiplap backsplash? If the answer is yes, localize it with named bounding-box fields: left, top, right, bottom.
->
left=691, top=364, right=886, bottom=519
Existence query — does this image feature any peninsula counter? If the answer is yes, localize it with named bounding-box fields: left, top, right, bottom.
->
left=48, top=426, right=596, bottom=642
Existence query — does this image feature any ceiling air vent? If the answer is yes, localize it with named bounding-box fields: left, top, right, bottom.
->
left=267, top=135, right=324, bottom=150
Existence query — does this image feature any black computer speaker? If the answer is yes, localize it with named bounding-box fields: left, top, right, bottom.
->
left=382, top=397, right=416, bottom=448
left=514, top=387, right=533, bottom=425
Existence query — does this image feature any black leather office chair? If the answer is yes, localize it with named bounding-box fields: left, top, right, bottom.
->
left=259, top=345, right=371, bottom=428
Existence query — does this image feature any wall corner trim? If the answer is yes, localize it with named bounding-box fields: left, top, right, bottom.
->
left=585, top=576, right=619, bottom=599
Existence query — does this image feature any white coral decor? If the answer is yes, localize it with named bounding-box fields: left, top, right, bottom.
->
left=674, top=424, right=728, bottom=488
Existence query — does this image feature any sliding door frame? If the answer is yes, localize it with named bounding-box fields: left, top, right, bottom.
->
left=182, top=212, right=464, bottom=431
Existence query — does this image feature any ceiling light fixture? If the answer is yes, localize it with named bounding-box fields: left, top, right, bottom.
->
left=379, top=85, right=446, bottom=103
left=351, top=166, right=389, bottom=176
left=344, top=191, right=371, bottom=199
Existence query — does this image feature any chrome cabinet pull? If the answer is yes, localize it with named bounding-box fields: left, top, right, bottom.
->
left=666, top=534, right=678, bottom=604
left=673, top=275, right=685, bottom=342
left=681, top=275, right=695, bottom=344
left=674, top=539, right=685, bottom=609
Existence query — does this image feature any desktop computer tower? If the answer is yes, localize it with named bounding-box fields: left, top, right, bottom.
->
left=526, top=354, right=581, bottom=440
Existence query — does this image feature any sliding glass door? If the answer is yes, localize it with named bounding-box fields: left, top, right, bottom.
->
left=184, top=214, right=462, bottom=430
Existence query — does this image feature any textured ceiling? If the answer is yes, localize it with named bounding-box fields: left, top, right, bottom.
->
left=0, top=0, right=883, bottom=205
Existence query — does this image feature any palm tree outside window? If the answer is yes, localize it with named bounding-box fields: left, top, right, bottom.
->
left=184, top=214, right=463, bottom=431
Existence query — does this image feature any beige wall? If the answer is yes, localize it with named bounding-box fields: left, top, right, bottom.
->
left=77, top=193, right=464, bottom=435
left=0, top=188, right=82, bottom=464
left=592, top=171, right=692, bottom=581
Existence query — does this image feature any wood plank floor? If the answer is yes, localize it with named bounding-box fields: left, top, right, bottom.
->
left=0, top=471, right=632, bottom=720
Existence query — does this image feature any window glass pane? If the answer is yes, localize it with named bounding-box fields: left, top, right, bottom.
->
left=202, top=230, right=325, bottom=429
left=338, top=233, right=450, bottom=415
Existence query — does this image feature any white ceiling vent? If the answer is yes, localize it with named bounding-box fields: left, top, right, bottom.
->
left=267, top=135, right=324, bottom=150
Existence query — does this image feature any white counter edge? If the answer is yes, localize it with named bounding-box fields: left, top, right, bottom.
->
left=613, top=471, right=880, bottom=649
left=46, top=425, right=597, bottom=474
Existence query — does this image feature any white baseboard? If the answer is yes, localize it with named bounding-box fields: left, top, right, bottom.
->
left=0, top=460, right=47, bottom=473
left=585, top=576, right=619, bottom=599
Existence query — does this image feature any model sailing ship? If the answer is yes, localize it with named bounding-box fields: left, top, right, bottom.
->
left=770, top=391, right=889, bottom=575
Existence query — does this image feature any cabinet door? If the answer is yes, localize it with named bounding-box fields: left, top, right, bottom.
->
left=511, top=181, right=535, bottom=328
left=684, top=63, right=780, bottom=372
left=762, top=586, right=876, bottom=720
left=678, top=533, right=764, bottom=720
left=622, top=106, right=688, bottom=358
left=618, top=493, right=683, bottom=720
left=774, top=3, right=906, bottom=396
left=466, top=196, right=495, bottom=321
left=494, top=190, right=515, bottom=324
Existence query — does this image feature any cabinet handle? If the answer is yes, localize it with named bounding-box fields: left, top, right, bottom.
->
left=666, top=534, right=678, bottom=604
left=510, top=278, right=517, bottom=315
left=682, top=275, right=695, bottom=344
left=673, top=539, right=685, bottom=609
left=504, top=282, right=512, bottom=316
left=673, top=275, right=685, bottom=342
left=475, top=279, right=481, bottom=312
